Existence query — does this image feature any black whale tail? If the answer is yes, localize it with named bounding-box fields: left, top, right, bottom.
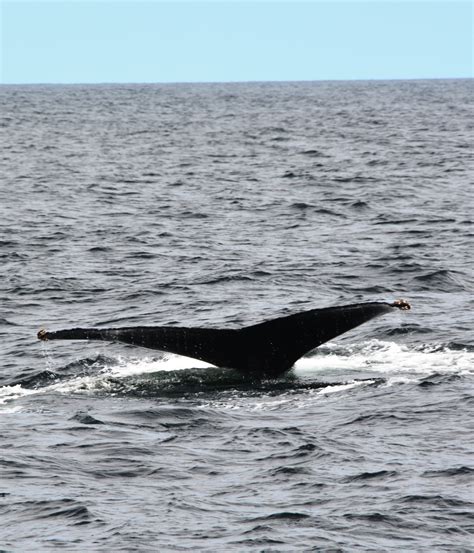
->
left=38, top=299, right=410, bottom=377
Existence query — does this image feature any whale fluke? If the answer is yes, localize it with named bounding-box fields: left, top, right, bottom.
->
left=37, top=300, right=410, bottom=377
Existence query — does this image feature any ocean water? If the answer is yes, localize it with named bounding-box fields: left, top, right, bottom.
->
left=1, top=80, right=473, bottom=551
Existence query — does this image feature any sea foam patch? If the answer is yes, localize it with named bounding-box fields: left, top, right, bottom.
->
left=0, top=384, right=39, bottom=406
left=294, top=340, right=474, bottom=378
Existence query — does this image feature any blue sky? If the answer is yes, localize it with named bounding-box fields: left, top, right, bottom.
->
left=1, top=1, right=472, bottom=84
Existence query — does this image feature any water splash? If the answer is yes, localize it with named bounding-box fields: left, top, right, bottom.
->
left=2, top=341, right=472, bottom=407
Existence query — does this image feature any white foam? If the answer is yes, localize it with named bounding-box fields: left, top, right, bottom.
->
left=0, top=384, right=39, bottom=406
left=294, top=340, right=474, bottom=378
left=107, top=354, right=213, bottom=377
left=317, top=379, right=376, bottom=395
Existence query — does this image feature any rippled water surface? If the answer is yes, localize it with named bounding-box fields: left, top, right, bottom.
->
left=1, top=80, right=473, bottom=551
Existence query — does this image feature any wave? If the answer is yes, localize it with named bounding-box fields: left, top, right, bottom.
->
left=412, top=269, right=468, bottom=291
left=2, top=498, right=98, bottom=525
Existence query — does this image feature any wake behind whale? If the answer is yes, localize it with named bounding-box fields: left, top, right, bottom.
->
left=38, top=300, right=410, bottom=377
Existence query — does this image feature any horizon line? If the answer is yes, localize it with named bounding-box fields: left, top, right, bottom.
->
left=1, top=76, right=472, bottom=87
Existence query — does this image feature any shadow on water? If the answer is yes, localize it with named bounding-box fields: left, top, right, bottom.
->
left=87, top=366, right=385, bottom=399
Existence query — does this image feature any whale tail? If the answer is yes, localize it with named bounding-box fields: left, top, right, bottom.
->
left=38, top=299, right=410, bottom=377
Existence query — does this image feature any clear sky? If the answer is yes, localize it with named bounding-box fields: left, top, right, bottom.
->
left=1, top=1, right=472, bottom=84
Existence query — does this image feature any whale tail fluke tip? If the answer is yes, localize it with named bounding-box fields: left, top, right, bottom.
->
left=391, top=299, right=411, bottom=310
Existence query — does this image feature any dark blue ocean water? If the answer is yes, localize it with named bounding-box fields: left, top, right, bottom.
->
left=1, top=80, right=473, bottom=551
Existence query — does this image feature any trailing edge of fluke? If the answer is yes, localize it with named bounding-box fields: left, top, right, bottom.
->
left=38, top=299, right=411, bottom=377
